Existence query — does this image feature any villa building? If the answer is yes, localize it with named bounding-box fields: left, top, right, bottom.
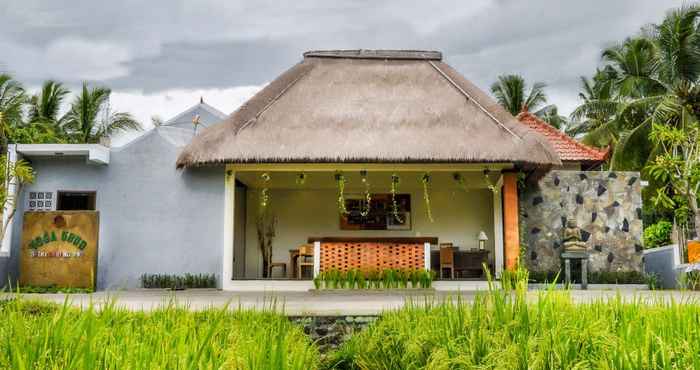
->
left=0, top=50, right=643, bottom=291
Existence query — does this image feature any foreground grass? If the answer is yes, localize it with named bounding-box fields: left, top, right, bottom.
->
left=2, top=287, right=700, bottom=369
left=0, top=298, right=318, bottom=369
left=325, top=288, right=700, bottom=369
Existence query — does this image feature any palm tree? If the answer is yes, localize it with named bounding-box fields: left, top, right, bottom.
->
left=61, top=83, right=142, bottom=144
left=490, top=74, right=547, bottom=116
left=25, top=80, right=70, bottom=142
left=0, top=74, right=26, bottom=153
left=28, top=80, right=69, bottom=125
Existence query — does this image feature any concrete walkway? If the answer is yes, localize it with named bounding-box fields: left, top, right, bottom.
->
left=3, top=289, right=700, bottom=315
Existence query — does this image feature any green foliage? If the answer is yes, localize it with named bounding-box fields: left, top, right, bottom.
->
left=325, top=286, right=700, bottom=369
left=490, top=74, right=547, bottom=115
left=140, top=273, right=217, bottom=289
left=529, top=269, right=656, bottom=287
left=678, top=270, right=700, bottom=290
left=643, top=220, right=673, bottom=249
left=61, top=83, right=142, bottom=143
left=315, top=269, right=433, bottom=290
left=0, top=298, right=318, bottom=369
left=13, top=285, right=93, bottom=294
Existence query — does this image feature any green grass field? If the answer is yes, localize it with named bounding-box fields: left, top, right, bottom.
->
left=2, top=286, right=700, bottom=369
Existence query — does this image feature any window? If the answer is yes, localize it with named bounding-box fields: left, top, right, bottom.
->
left=57, top=191, right=96, bottom=211
left=27, top=191, right=55, bottom=211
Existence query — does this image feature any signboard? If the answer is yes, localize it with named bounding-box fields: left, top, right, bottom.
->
left=19, top=211, right=99, bottom=289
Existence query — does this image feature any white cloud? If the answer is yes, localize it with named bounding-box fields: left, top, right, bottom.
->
left=109, top=85, right=262, bottom=146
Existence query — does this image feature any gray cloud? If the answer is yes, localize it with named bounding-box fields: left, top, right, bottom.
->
left=0, top=0, right=684, bottom=114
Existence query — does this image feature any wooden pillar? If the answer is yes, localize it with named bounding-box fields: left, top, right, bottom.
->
left=503, top=172, right=520, bottom=271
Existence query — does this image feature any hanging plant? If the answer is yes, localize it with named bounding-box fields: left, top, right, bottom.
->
left=335, top=172, right=348, bottom=214
left=260, top=172, right=271, bottom=209
left=453, top=172, right=468, bottom=192
left=483, top=169, right=499, bottom=194
left=390, top=173, right=403, bottom=223
left=296, top=172, right=307, bottom=186
left=360, top=170, right=372, bottom=217
left=421, top=173, right=434, bottom=223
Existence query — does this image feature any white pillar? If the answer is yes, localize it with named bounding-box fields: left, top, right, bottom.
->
left=424, top=242, right=431, bottom=271
left=1, top=145, right=18, bottom=257
left=313, top=241, right=321, bottom=277
left=222, top=167, right=235, bottom=290
left=492, top=175, right=504, bottom=277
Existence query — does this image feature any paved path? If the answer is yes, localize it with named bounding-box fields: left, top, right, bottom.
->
left=2, top=289, right=699, bottom=316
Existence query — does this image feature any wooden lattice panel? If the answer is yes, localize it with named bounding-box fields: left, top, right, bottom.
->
left=319, top=242, right=424, bottom=272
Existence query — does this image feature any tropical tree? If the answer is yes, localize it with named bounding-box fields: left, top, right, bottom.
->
left=572, top=6, right=700, bottom=172
left=0, top=74, right=26, bottom=153
left=491, top=74, right=547, bottom=116
left=61, top=83, right=142, bottom=143
left=28, top=80, right=69, bottom=126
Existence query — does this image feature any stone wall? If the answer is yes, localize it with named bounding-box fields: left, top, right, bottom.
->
left=521, top=170, right=643, bottom=273
left=290, top=315, right=377, bottom=353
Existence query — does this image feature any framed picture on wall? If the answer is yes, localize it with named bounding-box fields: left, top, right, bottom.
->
left=340, top=193, right=411, bottom=230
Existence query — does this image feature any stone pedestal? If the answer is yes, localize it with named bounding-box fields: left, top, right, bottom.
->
left=562, top=251, right=589, bottom=289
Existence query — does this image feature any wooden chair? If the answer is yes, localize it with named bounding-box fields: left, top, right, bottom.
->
left=267, top=262, right=287, bottom=278
left=297, top=244, right=314, bottom=279
left=439, top=243, right=455, bottom=279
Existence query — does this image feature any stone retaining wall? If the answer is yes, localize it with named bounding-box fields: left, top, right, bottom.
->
left=520, top=170, right=643, bottom=273
left=290, top=315, right=377, bottom=353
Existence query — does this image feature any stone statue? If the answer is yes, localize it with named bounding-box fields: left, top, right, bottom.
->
left=562, top=219, right=587, bottom=252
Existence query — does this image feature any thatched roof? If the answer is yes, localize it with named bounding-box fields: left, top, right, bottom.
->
left=177, top=50, right=561, bottom=168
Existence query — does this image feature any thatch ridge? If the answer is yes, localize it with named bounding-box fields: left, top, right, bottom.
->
left=177, top=50, right=561, bottom=169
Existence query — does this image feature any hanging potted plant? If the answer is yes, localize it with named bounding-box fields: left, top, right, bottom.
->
left=421, top=173, right=434, bottom=223
left=390, top=173, right=403, bottom=222
left=360, top=170, right=372, bottom=217
left=335, top=172, right=349, bottom=214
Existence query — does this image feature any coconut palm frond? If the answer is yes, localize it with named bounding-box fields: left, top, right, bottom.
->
left=61, top=83, right=141, bottom=144
left=610, top=118, right=653, bottom=171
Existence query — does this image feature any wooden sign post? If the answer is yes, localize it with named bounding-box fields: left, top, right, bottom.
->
left=19, top=211, right=99, bottom=289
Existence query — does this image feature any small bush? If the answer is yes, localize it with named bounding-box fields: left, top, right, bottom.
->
left=315, top=268, right=433, bottom=289
left=16, top=285, right=93, bottom=294
left=140, top=273, right=217, bottom=289
left=643, top=220, right=673, bottom=249
left=529, top=269, right=653, bottom=286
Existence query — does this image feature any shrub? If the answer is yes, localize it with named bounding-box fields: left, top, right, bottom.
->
left=140, top=273, right=217, bottom=289
left=314, top=268, right=433, bottom=289
left=643, top=220, right=673, bottom=249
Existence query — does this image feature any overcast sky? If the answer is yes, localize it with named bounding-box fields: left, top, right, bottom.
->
left=0, top=0, right=684, bottom=145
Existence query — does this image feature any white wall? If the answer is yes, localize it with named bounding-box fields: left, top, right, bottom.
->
left=243, top=186, right=494, bottom=278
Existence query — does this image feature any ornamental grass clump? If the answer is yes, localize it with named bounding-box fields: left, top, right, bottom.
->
left=314, top=269, right=433, bottom=290
left=0, top=297, right=318, bottom=369
left=323, top=278, right=700, bottom=369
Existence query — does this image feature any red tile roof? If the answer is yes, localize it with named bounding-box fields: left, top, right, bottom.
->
left=516, top=110, right=609, bottom=163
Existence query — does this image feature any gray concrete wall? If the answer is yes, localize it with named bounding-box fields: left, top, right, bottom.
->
left=8, top=127, right=225, bottom=289
left=0, top=257, right=9, bottom=289
left=521, top=170, right=644, bottom=273
left=643, top=246, right=681, bottom=289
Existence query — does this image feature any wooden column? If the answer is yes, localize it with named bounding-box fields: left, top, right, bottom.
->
left=502, top=172, right=520, bottom=271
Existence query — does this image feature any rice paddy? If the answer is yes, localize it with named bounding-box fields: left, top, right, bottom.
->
left=1, top=286, right=700, bottom=369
